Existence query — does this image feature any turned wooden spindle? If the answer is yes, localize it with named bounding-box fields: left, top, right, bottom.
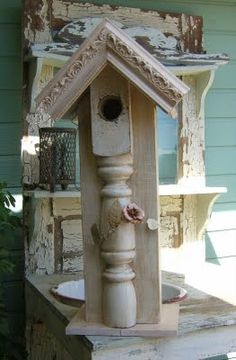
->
left=97, top=154, right=137, bottom=328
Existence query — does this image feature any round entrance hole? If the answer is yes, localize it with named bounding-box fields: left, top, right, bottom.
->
left=99, top=96, right=123, bottom=121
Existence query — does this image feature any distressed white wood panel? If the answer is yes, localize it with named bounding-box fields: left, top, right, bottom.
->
left=51, top=1, right=203, bottom=53
left=52, top=198, right=81, bottom=217
left=63, top=255, right=84, bottom=273
left=179, top=75, right=205, bottom=185
left=160, top=196, right=183, bottom=248
left=62, top=219, right=83, bottom=254
left=26, top=198, right=54, bottom=275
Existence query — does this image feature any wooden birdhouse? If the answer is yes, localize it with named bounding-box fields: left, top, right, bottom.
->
left=35, top=19, right=189, bottom=336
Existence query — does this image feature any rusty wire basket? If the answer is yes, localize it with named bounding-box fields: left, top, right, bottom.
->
left=39, top=128, right=76, bottom=192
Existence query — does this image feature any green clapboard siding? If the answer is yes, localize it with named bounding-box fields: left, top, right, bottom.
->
left=210, top=63, right=236, bottom=90
left=206, top=147, right=236, bottom=175
left=0, top=123, right=21, bottom=154
left=205, top=32, right=236, bottom=59
left=0, top=155, right=22, bottom=187
left=0, top=91, right=22, bottom=123
left=207, top=174, right=236, bottom=203
left=206, top=118, right=236, bottom=147
left=0, top=0, right=22, bottom=192
left=206, top=90, right=236, bottom=118
left=0, top=58, right=22, bottom=90
left=205, top=231, right=236, bottom=259
left=0, top=24, right=21, bottom=56
left=0, top=2, right=23, bottom=355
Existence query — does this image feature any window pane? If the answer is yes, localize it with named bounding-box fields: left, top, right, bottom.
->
left=157, top=107, right=178, bottom=184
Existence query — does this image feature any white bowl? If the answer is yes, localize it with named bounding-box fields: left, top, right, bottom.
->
left=51, top=279, right=187, bottom=307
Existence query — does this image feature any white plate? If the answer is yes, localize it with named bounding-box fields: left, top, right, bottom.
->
left=51, top=279, right=187, bottom=307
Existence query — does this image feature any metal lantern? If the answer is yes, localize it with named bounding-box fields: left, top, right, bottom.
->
left=39, top=128, right=76, bottom=192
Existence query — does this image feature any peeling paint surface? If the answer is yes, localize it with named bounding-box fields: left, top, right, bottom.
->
left=23, top=1, right=203, bottom=54
left=62, top=219, right=83, bottom=253
left=24, top=0, right=52, bottom=46
left=57, top=18, right=179, bottom=56
left=26, top=199, right=55, bottom=275
left=179, top=76, right=205, bottom=181
left=160, top=196, right=183, bottom=248
left=53, top=197, right=81, bottom=217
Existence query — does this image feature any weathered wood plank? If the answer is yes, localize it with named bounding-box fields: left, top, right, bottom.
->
left=178, top=75, right=205, bottom=185
left=78, top=91, right=103, bottom=322
left=50, top=2, right=203, bottom=53
left=130, top=85, right=161, bottom=323
left=90, top=66, right=131, bottom=156
left=26, top=198, right=55, bottom=275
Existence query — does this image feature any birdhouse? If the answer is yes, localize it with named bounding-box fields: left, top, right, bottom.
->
left=35, top=19, right=189, bottom=336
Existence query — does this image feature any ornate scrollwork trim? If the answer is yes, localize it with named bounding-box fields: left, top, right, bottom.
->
left=37, top=22, right=185, bottom=115
left=39, top=29, right=108, bottom=112
left=106, top=32, right=182, bottom=103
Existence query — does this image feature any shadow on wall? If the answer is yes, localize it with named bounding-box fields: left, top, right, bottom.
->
left=205, top=233, right=221, bottom=265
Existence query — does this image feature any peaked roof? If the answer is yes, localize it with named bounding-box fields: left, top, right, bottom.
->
left=36, top=18, right=189, bottom=120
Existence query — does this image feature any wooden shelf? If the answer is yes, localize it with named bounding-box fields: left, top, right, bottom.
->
left=24, top=185, right=226, bottom=199
left=159, top=185, right=227, bottom=196
left=24, top=189, right=81, bottom=198
left=159, top=185, right=227, bottom=240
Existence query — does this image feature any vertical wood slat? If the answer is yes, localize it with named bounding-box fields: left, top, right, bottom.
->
left=78, top=91, right=103, bottom=322
left=130, top=85, right=161, bottom=324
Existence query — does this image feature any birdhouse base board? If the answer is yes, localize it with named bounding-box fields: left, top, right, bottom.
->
left=66, top=303, right=179, bottom=337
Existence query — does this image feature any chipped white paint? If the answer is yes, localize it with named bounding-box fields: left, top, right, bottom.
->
left=160, top=216, right=180, bottom=248
left=30, top=43, right=228, bottom=66
left=63, top=256, right=84, bottom=273
left=26, top=106, right=52, bottom=136
left=160, top=196, right=183, bottom=248
left=52, top=2, right=180, bottom=38
left=179, top=75, right=205, bottom=185
left=24, top=0, right=52, bottom=44
left=62, top=219, right=83, bottom=253
left=27, top=199, right=54, bottom=275
left=182, top=195, right=197, bottom=243
left=160, top=196, right=182, bottom=216
left=125, top=26, right=177, bottom=54
left=52, top=198, right=81, bottom=217
left=58, top=18, right=178, bottom=55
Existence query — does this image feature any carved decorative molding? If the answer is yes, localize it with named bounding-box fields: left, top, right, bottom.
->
left=36, top=19, right=188, bottom=119
left=106, top=32, right=182, bottom=104
left=40, top=29, right=108, bottom=112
